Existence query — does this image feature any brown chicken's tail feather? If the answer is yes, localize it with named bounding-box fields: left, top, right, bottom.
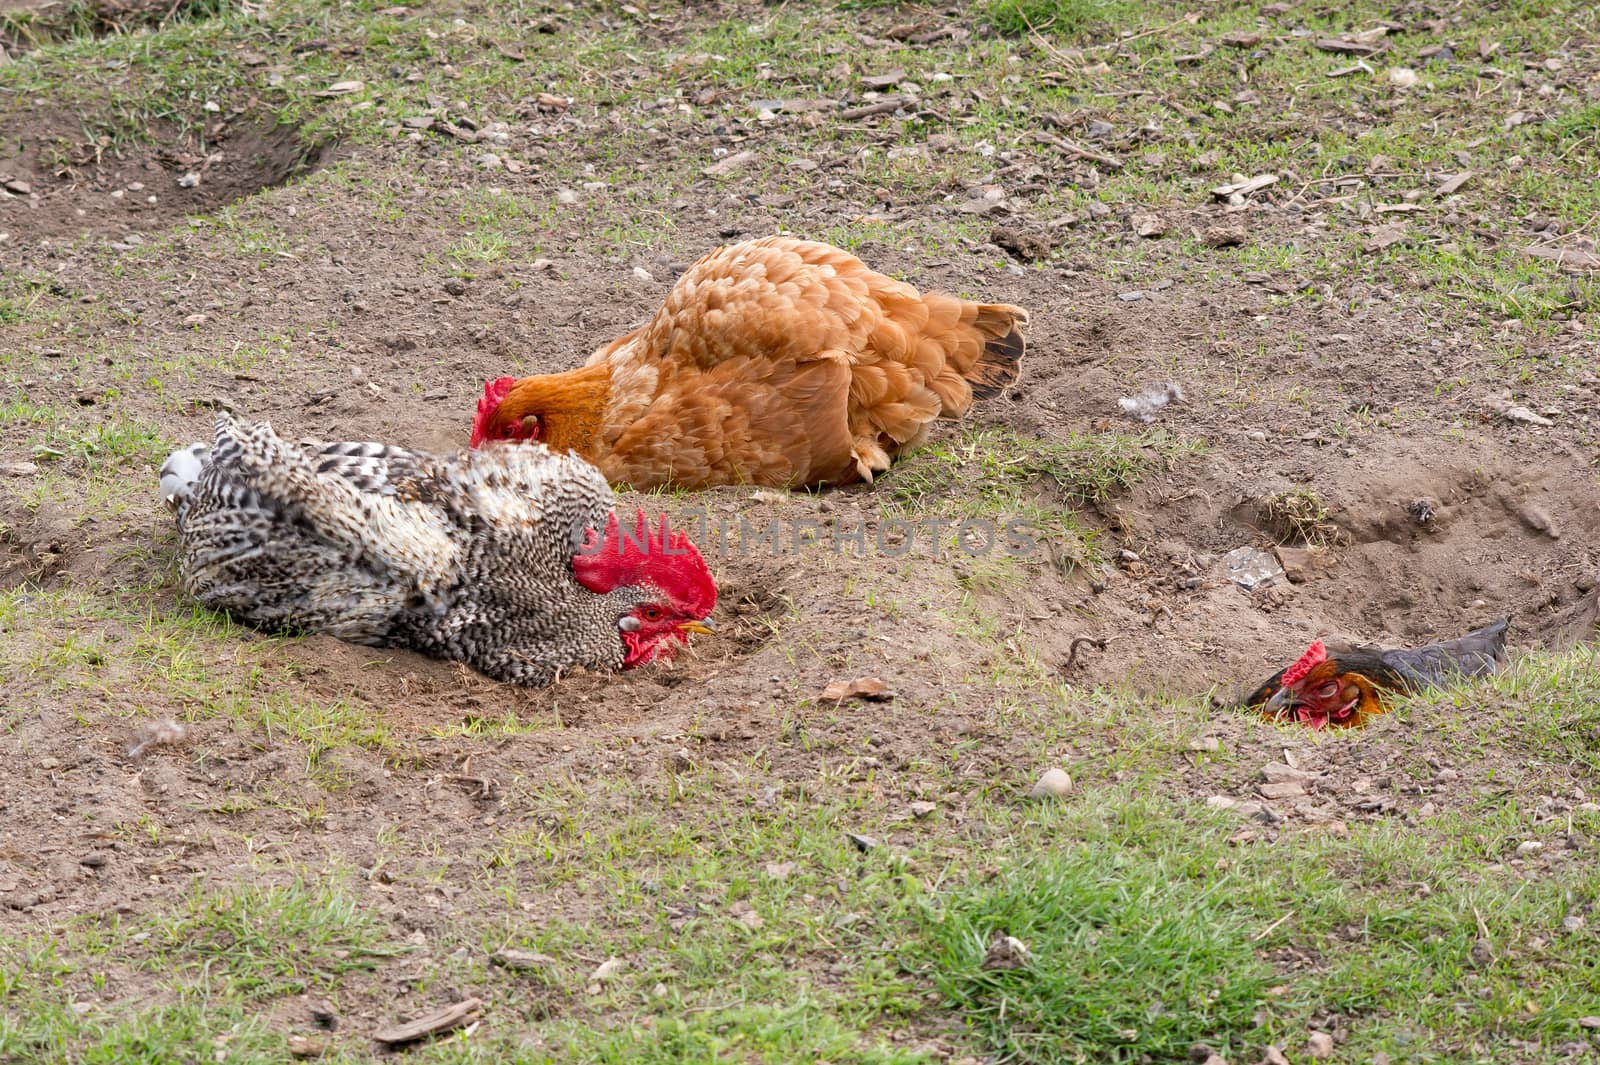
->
left=964, top=304, right=1027, bottom=399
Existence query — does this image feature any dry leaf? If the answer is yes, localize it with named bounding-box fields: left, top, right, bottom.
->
left=820, top=677, right=895, bottom=702
left=315, top=80, right=365, bottom=97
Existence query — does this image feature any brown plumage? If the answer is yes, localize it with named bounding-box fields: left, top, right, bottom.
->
left=471, top=236, right=1028, bottom=490
left=1241, top=619, right=1510, bottom=730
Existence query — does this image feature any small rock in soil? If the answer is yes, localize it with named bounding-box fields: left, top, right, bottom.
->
left=1305, top=1031, right=1335, bottom=1059
left=1471, top=937, right=1494, bottom=966
left=79, top=851, right=108, bottom=869
left=909, top=800, right=938, bottom=819
left=990, top=226, right=1051, bottom=262
left=443, top=278, right=467, bottom=296
left=1515, top=840, right=1543, bottom=857
left=1273, top=545, right=1332, bottom=583
left=1133, top=214, right=1166, bottom=238
left=846, top=831, right=880, bottom=853
left=1203, top=224, right=1246, bottom=248
left=1562, top=915, right=1585, bottom=934
left=287, top=1035, right=324, bottom=1059
left=1030, top=768, right=1073, bottom=799
left=491, top=948, right=557, bottom=972
left=310, top=1002, right=337, bottom=1030
left=1262, top=1047, right=1290, bottom=1065
left=764, top=861, right=796, bottom=879
left=1578, top=1016, right=1600, bottom=1029
left=1188, top=736, right=1221, bottom=752
left=556, top=188, right=580, bottom=205
left=632, top=266, right=654, bottom=283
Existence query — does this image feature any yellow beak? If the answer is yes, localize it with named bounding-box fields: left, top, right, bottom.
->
left=680, top=618, right=716, bottom=636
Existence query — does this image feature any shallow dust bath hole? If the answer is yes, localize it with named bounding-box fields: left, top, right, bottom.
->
left=0, top=115, right=333, bottom=243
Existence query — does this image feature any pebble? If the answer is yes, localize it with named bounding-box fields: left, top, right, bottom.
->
left=1262, top=1047, right=1290, bottom=1065
left=443, top=278, right=467, bottom=296
left=1305, top=1031, right=1334, bottom=1059
left=491, top=948, right=556, bottom=971
left=1030, top=768, right=1073, bottom=799
left=632, top=266, right=654, bottom=283
left=555, top=188, right=580, bottom=205
left=1515, top=840, right=1543, bottom=857
left=1562, top=915, right=1585, bottom=934
left=177, top=172, right=200, bottom=188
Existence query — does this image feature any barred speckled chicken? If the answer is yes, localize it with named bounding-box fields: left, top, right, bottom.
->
left=160, top=413, right=716, bottom=685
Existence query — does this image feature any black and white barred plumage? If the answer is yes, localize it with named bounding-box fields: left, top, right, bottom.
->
left=162, top=412, right=653, bottom=685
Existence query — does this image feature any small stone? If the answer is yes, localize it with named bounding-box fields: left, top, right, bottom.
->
left=491, top=948, right=557, bottom=972
left=1030, top=768, right=1073, bottom=799
left=1562, top=915, right=1585, bottom=934
left=555, top=188, right=580, bottom=205
left=287, top=1035, right=324, bottom=1059
left=909, top=801, right=937, bottom=819
left=764, top=861, right=796, bottom=879
left=177, top=172, right=200, bottom=189
left=1471, top=937, right=1494, bottom=966
left=1133, top=214, right=1166, bottom=238
left=588, top=957, right=626, bottom=985
left=475, top=152, right=502, bottom=169
left=632, top=266, right=654, bottom=283
left=1578, top=1016, right=1600, bottom=1029
left=668, top=747, right=695, bottom=772
left=443, top=278, right=467, bottom=296
left=1188, top=736, right=1221, bottom=752
left=79, top=851, right=108, bottom=869
left=309, top=1002, right=337, bottom=1030
left=1203, top=225, right=1247, bottom=248
left=1259, top=780, right=1306, bottom=800
left=1262, top=1047, right=1290, bottom=1065
left=1306, top=1031, right=1334, bottom=1059
left=1387, top=67, right=1418, bottom=88
left=1515, top=840, right=1543, bottom=857
left=2, top=178, right=31, bottom=195
left=846, top=832, right=880, bottom=853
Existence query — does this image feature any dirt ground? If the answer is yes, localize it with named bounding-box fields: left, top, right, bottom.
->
left=1, top=0, right=1598, bottom=1059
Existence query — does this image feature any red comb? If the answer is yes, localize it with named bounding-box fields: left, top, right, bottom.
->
left=572, top=509, right=716, bottom=618
left=470, top=377, right=519, bottom=448
left=1282, top=640, right=1327, bottom=686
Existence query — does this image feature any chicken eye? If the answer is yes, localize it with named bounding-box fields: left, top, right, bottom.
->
left=641, top=606, right=662, bottom=621
left=1315, top=681, right=1340, bottom=698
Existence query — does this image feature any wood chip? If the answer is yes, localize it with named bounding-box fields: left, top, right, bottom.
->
left=1326, top=61, right=1374, bottom=77
left=1314, top=30, right=1387, bottom=55
left=373, top=999, right=482, bottom=1046
left=1363, top=223, right=1407, bottom=252
left=1434, top=171, right=1473, bottom=197
left=1210, top=173, right=1277, bottom=198
left=702, top=150, right=755, bottom=177
left=860, top=69, right=906, bottom=89
left=1374, top=202, right=1425, bottom=213
left=1523, top=245, right=1600, bottom=270
left=820, top=677, right=895, bottom=702
left=314, top=79, right=365, bottom=97
left=839, top=96, right=913, bottom=120
left=1221, top=31, right=1262, bottom=47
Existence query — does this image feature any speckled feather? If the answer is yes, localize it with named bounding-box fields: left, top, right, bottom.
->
left=165, top=412, right=643, bottom=685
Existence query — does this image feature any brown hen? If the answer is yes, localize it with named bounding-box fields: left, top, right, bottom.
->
left=471, top=236, right=1027, bottom=490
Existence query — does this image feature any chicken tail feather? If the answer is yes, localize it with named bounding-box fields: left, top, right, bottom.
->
left=965, top=304, right=1028, bottom=399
